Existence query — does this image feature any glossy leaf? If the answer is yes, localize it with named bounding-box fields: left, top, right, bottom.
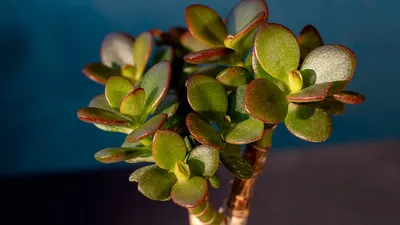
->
left=180, top=31, right=209, bottom=52
left=174, top=161, right=191, bottom=181
left=308, top=98, right=345, bottom=116
left=208, top=175, right=220, bottom=188
left=223, top=144, right=242, bottom=156
left=139, top=61, right=172, bottom=114
left=254, top=23, right=300, bottom=82
left=226, top=0, right=269, bottom=35
left=129, top=164, right=157, bottom=182
left=245, top=78, right=288, bottom=123
left=284, top=103, right=332, bottom=142
left=187, top=75, right=228, bottom=122
left=228, top=85, right=250, bottom=123
left=121, top=141, right=154, bottom=163
left=82, top=63, right=120, bottom=85
left=105, top=76, right=134, bottom=109
left=216, top=67, right=252, bottom=91
left=120, top=88, right=145, bottom=119
left=133, top=32, right=154, bottom=76
left=185, top=4, right=227, bottom=47
left=171, top=176, right=208, bottom=208
left=333, top=90, right=365, bottom=104
left=77, top=107, right=130, bottom=126
left=138, top=166, right=177, bottom=201
left=288, top=70, right=303, bottom=93
left=125, top=114, right=168, bottom=143
left=220, top=152, right=253, bottom=179
left=94, top=147, right=151, bottom=163
left=154, top=45, right=174, bottom=63
left=152, top=130, right=187, bottom=170
left=224, top=118, right=264, bottom=144
left=187, top=145, right=219, bottom=177
left=300, top=45, right=356, bottom=91
left=298, top=25, right=324, bottom=62
left=101, top=32, right=134, bottom=67
left=184, top=47, right=238, bottom=65
left=286, top=82, right=333, bottom=103
left=186, top=113, right=225, bottom=149
left=155, top=89, right=179, bottom=118
left=192, top=65, right=228, bottom=77
left=121, top=64, right=137, bottom=81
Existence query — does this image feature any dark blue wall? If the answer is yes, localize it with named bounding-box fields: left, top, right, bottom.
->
left=0, top=0, right=398, bottom=176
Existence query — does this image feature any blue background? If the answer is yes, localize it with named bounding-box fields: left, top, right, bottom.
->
left=0, top=0, right=398, bottom=176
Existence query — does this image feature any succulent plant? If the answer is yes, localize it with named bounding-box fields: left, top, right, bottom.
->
left=77, top=0, right=364, bottom=224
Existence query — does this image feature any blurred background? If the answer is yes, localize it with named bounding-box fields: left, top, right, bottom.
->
left=0, top=0, right=399, bottom=224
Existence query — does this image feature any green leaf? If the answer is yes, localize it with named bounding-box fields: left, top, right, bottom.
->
left=284, top=103, right=332, bottom=142
left=121, top=64, right=137, bottom=82
left=180, top=31, right=209, bottom=52
left=171, top=176, right=208, bottom=208
left=245, top=78, right=288, bottom=123
left=152, top=130, right=187, bottom=170
left=223, top=144, right=242, bottom=156
left=245, top=52, right=253, bottom=73
left=82, top=63, right=120, bottom=85
left=228, top=11, right=267, bottom=54
left=216, top=67, right=252, bottom=91
left=288, top=70, right=303, bottom=93
left=173, top=161, right=191, bottom=181
left=129, top=164, right=157, bottom=182
left=125, top=114, right=168, bottom=143
left=187, top=145, right=220, bottom=177
left=155, top=89, right=179, bottom=118
left=286, top=82, right=333, bottom=103
left=184, top=47, right=238, bottom=65
left=220, top=152, right=253, bottom=179
left=186, top=113, right=225, bottom=149
left=94, top=147, right=151, bottom=163
left=105, top=76, right=134, bottom=109
left=208, top=175, right=220, bottom=188
left=298, top=25, right=324, bottom=62
left=224, top=118, right=264, bottom=144
left=192, top=65, right=228, bottom=78
left=77, top=107, right=130, bottom=126
left=139, top=61, right=172, bottom=114
left=154, top=45, right=174, bottom=63
left=138, top=166, right=177, bottom=201
left=333, top=90, right=365, bottom=104
left=300, top=45, right=356, bottom=91
left=226, top=0, right=269, bottom=35
left=133, top=32, right=154, bottom=77
left=120, top=88, right=145, bottom=119
left=228, top=85, right=250, bottom=123
left=187, top=75, right=228, bottom=123
left=254, top=23, right=300, bottom=82
left=308, top=98, right=345, bottom=116
left=101, top=32, right=134, bottom=67
left=185, top=4, right=227, bottom=47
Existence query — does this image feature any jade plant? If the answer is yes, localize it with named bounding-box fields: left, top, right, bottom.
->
left=77, top=0, right=365, bottom=224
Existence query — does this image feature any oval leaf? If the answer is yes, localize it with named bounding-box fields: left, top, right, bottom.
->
left=77, top=107, right=130, bottom=126
left=152, top=130, right=187, bottom=170
left=216, top=67, right=252, bottom=91
left=284, top=103, right=332, bottom=142
left=208, top=175, right=220, bottom=188
left=226, top=0, right=269, bottom=35
left=155, top=89, right=179, bottom=118
left=139, top=61, right=172, bottom=114
left=220, top=152, right=253, bottom=179
left=300, top=45, right=356, bottom=90
left=133, top=32, right=154, bottom=77
left=101, top=32, right=134, bottom=67
left=228, top=85, right=250, bottom=123
left=129, top=164, right=157, bottom=182
left=286, top=82, right=333, bottom=103
left=125, top=113, right=168, bottom=143
left=192, top=65, right=228, bottom=78
left=187, top=145, right=220, bottom=177
left=180, top=31, right=209, bottom=52
left=245, top=78, right=288, bottom=123
left=333, top=90, right=365, bottom=105
left=224, top=118, right=264, bottom=144
left=187, top=75, right=228, bottom=123
left=298, top=25, right=324, bottom=62
left=94, top=147, right=151, bottom=163
left=255, top=23, right=300, bottom=82
left=105, top=76, right=134, bottom=109
left=288, top=70, right=303, bottom=93
left=185, top=4, right=227, bottom=47
left=171, top=176, right=208, bottom=208
left=138, top=166, right=177, bottom=201
left=82, top=63, right=120, bottom=85
left=186, top=113, right=225, bottom=149
left=184, top=47, right=238, bottom=65
left=308, top=98, right=345, bottom=116
left=120, top=88, right=145, bottom=119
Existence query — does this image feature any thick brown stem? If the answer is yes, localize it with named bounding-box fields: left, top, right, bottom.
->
left=225, top=127, right=275, bottom=225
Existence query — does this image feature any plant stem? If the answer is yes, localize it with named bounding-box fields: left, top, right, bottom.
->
left=188, top=197, right=225, bottom=225
left=224, top=127, right=275, bottom=225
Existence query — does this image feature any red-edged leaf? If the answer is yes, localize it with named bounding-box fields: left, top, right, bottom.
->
left=333, top=90, right=365, bottom=104
left=180, top=31, right=209, bottom=52
left=186, top=113, right=225, bottom=149
left=82, top=63, right=120, bottom=85
left=298, top=25, right=324, bottom=62
left=184, top=47, right=238, bottom=65
left=77, top=107, right=130, bottom=126
left=101, top=32, right=134, bottom=67
left=125, top=114, right=168, bottom=143
left=286, top=82, right=333, bottom=103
